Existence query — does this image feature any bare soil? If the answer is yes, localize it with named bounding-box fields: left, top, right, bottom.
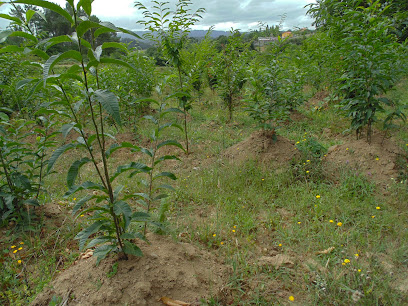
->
left=223, top=130, right=300, bottom=165
left=32, top=233, right=227, bottom=306
left=325, top=131, right=402, bottom=189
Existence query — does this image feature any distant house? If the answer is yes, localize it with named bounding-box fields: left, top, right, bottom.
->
left=282, top=31, right=293, bottom=39
left=257, top=36, right=278, bottom=47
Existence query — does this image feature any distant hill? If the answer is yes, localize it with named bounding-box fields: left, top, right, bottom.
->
left=119, top=29, right=231, bottom=50
left=118, top=29, right=230, bottom=40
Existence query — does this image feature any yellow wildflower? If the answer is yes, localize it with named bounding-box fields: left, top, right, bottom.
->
left=18, top=260, right=22, bottom=264
left=13, top=250, right=17, bottom=254
left=278, top=243, right=282, bottom=247
left=344, top=259, right=350, bottom=263
left=316, top=195, right=321, bottom=199
left=18, top=247, right=22, bottom=251
left=213, top=234, right=216, bottom=237
left=289, top=296, right=295, bottom=302
left=11, top=245, right=16, bottom=249
left=329, top=220, right=334, bottom=223
left=337, top=222, right=343, bottom=227
left=376, top=206, right=381, bottom=210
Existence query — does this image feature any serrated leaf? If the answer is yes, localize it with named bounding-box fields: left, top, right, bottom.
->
left=131, top=211, right=151, bottom=222
left=93, top=45, right=102, bottom=61
left=0, top=45, right=24, bottom=54
left=94, top=244, right=116, bottom=265
left=76, top=19, right=101, bottom=37
left=72, top=194, right=95, bottom=215
left=75, top=220, right=106, bottom=251
left=43, top=51, right=82, bottom=85
left=67, top=157, right=91, bottom=188
left=99, top=57, right=136, bottom=70
left=13, top=0, right=73, bottom=24
left=64, top=181, right=105, bottom=197
left=86, top=236, right=112, bottom=249
left=0, top=15, right=22, bottom=25
left=60, top=122, right=76, bottom=138
left=156, top=140, right=184, bottom=151
left=153, top=172, right=177, bottom=181
left=154, top=155, right=180, bottom=166
left=8, top=31, right=37, bottom=43
left=93, top=89, right=121, bottom=126
left=0, top=30, right=13, bottom=43
left=113, top=200, right=132, bottom=218
left=77, top=0, right=92, bottom=16
left=111, top=162, right=149, bottom=182
left=101, top=42, right=128, bottom=53
left=47, top=143, right=75, bottom=173
left=123, top=241, right=143, bottom=256
left=105, top=142, right=140, bottom=158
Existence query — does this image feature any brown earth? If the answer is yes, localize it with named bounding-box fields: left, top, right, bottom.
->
left=223, top=130, right=300, bottom=165
left=32, top=233, right=228, bottom=306
left=325, top=131, right=402, bottom=189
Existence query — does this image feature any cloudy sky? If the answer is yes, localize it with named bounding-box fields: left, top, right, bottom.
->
left=1, top=0, right=316, bottom=32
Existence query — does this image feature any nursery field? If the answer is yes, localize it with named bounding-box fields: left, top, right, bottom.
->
left=1, top=0, right=408, bottom=305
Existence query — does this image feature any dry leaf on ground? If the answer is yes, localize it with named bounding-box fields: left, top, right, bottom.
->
left=160, top=296, right=191, bottom=306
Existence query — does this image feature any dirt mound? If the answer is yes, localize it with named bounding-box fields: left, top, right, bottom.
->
left=223, top=130, right=300, bottom=165
left=325, top=132, right=402, bottom=188
left=32, top=234, right=227, bottom=306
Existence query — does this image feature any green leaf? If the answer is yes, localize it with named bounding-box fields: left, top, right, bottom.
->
left=16, top=78, right=34, bottom=90
left=0, top=14, right=22, bottom=25
left=30, top=48, right=49, bottom=60
left=123, top=241, right=143, bottom=256
left=13, top=0, right=73, bottom=24
left=143, top=115, right=158, bottom=124
left=26, top=9, right=36, bottom=23
left=156, top=140, right=184, bottom=151
left=64, top=181, right=105, bottom=197
left=111, top=162, right=149, bottom=182
left=43, top=51, right=82, bottom=84
left=153, top=172, right=177, bottom=181
left=101, top=42, right=128, bottom=53
left=0, top=45, right=24, bottom=54
left=67, top=157, right=91, bottom=188
left=154, top=155, right=180, bottom=166
left=99, top=21, right=141, bottom=39
left=153, top=193, right=169, bottom=201
left=93, top=89, right=121, bottom=126
left=131, top=211, right=151, bottom=222
left=77, top=0, right=92, bottom=16
left=155, top=184, right=175, bottom=191
left=99, top=58, right=136, bottom=70
left=72, top=194, right=95, bottom=215
left=39, top=35, right=71, bottom=51
left=105, top=142, right=140, bottom=158
left=75, top=220, right=106, bottom=251
left=8, top=31, right=37, bottom=43
left=86, top=236, right=113, bottom=249
left=60, top=122, right=76, bottom=138
left=47, top=143, right=75, bottom=173
left=113, top=201, right=132, bottom=218
left=76, top=20, right=101, bottom=37
left=0, top=30, right=13, bottom=43
left=94, top=244, right=117, bottom=265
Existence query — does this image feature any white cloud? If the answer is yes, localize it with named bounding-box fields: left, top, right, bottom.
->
left=0, top=0, right=316, bottom=32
